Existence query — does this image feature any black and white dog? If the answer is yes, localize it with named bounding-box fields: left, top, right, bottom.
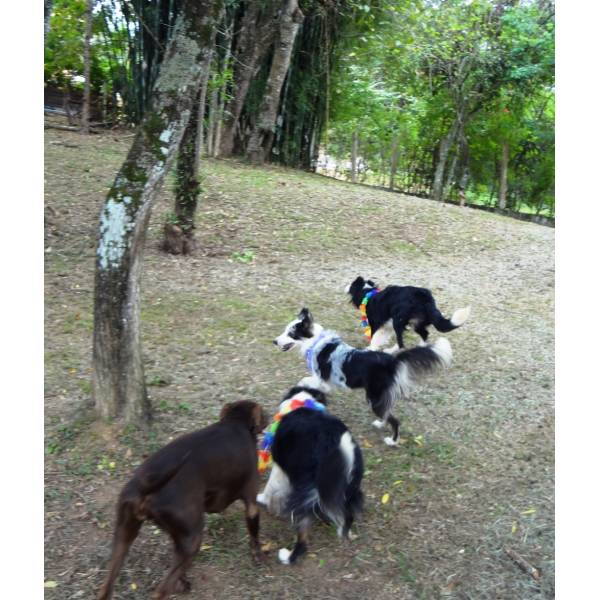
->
left=257, top=385, right=363, bottom=565
left=346, top=276, right=471, bottom=353
left=273, top=308, right=452, bottom=446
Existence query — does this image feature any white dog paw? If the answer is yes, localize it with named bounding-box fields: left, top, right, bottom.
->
left=384, top=436, right=399, bottom=447
left=347, top=530, right=358, bottom=541
left=256, top=493, right=267, bottom=506
left=278, top=548, right=292, bottom=565
left=372, top=419, right=385, bottom=429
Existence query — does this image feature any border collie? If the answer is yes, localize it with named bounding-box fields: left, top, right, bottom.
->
left=273, top=308, right=452, bottom=445
left=257, top=385, right=363, bottom=565
left=345, top=276, right=471, bottom=353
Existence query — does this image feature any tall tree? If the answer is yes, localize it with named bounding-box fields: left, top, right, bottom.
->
left=218, top=1, right=278, bottom=157
left=93, top=0, right=223, bottom=423
left=246, top=0, right=304, bottom=164
left=81, top=0, right=94, bottom=134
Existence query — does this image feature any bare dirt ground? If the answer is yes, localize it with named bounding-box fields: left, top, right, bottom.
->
left=44, top=127, right=554, bottom=600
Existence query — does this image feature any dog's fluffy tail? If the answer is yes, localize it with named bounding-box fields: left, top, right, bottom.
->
left=287, top=432, right=363, bottom=536
left=425, top=301, right=471, bottom=333
left=378, top=338, right=453, bottom=419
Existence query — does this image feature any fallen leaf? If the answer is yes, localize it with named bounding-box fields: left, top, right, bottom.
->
left=381, top=493, right=390, bottom=504
left=200, top=544, right=212, bottom=550
left=521, top=508, right=536, bottom=515
left=260, top=541, right=273, bottom=551
left=511, top=521, right=518, bottom=534
left=44, top=581, right=58, bottom=588
left=393, top=479, right=403, bottom=486
left=130, top=582, right=138, bottom=590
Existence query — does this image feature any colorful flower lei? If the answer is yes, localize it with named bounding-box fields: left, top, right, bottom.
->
left=258, top=396, right=326, bottom=473
left=359, top=288, right=381, bottom=340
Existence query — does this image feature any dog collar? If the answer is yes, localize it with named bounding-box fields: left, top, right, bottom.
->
left=359, top=288, right=381, bottom=341
left=257, top=396, right=326, bottom=473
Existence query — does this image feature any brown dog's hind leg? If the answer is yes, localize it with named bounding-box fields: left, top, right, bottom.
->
left=244, top=499, right=265, bottom=563
left=97, top=502, right=142, bottom=600
left=152, top=520, right=204, bottom=600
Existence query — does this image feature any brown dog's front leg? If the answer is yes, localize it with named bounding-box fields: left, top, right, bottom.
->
left=244, top=500, right=265, bottom=563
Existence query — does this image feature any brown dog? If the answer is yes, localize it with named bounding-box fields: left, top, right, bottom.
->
left=97, top=400, right=269, bottom=600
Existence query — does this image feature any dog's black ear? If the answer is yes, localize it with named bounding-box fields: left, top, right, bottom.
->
left=298, top=307, right=313, bottom=323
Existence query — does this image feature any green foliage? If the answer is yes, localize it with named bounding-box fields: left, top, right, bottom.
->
left=45, top=0, right=88, bottom=88
left=326, top=0, right=555, bottom=215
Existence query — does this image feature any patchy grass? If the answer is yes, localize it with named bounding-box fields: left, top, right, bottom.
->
left=45, top=128, right=554, bottom=599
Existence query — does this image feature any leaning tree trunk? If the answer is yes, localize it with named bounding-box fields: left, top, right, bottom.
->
left=93, top=0, right=223, bottom=423
left=219, top=2, right=276, bottom=157
left=497, top=139, right=509, bottom=210
left=246, top=0, right=304, bottom=164
left=81, top=0, right=94, bottom=135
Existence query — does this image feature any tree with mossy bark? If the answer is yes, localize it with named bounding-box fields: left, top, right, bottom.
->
left=246, top=0, right=304, bottom=165
left=92, top=0, right=223, bottom=423
left=162, top=87, right=206, bottom=255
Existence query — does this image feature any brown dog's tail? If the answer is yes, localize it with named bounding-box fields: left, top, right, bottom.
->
left=134, top=449, right=191, bottom=496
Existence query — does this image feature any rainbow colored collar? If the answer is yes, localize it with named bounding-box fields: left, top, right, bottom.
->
left=258, top=396, right=326, bottom=472
left=359, top=288, right=381, bottom=341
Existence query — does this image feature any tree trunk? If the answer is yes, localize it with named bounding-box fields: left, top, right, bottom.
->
left=92, top=0, right=223, bottom=423
left=457, top=136, right=470, bottom=206
left=81, top=0, right=94, bottom=135
left=206, top=75, right=218, bottom=156
left=431, top=119, right=460, bottom=202
left=246, top=0, right=304, bottom=164
left=443, top=149, right=459, bottom=202
left=219, top=2, right=276, bottom=157
left=195, top=56, right=212, bottom=163
left=498, top=139, right=509, bottom=210
left=163, top=36, right=214, bottom=257
left=213, top=23, right=233, bottom=158
left=351, top=129, right=359, bottom=183
left=44, top=0, right=54, bottom=44
left=389, top=135, right=399, bottom=190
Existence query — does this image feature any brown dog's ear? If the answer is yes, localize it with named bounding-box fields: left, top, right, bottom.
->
left=219, top=403, right=232, bottom=421
left=252, top=403, right=269, bottom=433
